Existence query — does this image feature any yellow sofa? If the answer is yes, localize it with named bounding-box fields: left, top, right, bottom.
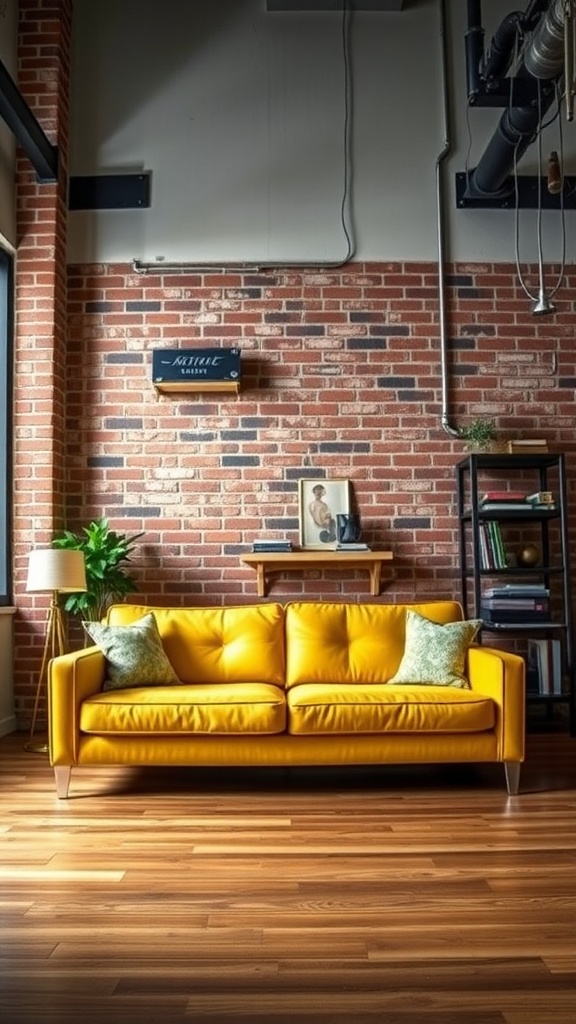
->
left=48, top=600, right=525, bottom=798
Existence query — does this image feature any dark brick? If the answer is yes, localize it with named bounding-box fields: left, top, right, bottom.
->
left=398, top=390, right=435, bottom=401
left=179, top=432, right=217, bottom=442
left=318, top=442, right=370, bottom=452
left=222, top=456, right=260, bottom=467
left=346, top=338, right=388, bottom=350
left=221, top=430, right=258, bottom=441
left=87, top=457, right=124, bottom=467
left=376, top=376, right=416, bottom=388
left=104, top=418, right=143, bottom=430
left=286, top=325, right=325, bottom=336
left=86, top=301, right=115, bottom=313
left=446, top=275, right=473, bottom=286
left=125, top=301, right=161, bottom=312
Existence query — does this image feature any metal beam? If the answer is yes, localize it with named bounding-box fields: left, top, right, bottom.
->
left=0, top=57, right=58, bottom=183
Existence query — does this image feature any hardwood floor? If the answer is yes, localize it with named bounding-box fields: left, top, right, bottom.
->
left=1, top=731, right=575, bottom=1024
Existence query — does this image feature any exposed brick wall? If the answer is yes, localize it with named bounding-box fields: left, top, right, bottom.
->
left=13, top=0, right=71, bottom=725
left=61, top=260, right=576, bottom=606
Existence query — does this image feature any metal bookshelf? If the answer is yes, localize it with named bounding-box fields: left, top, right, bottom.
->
left=456, top=453, right=575, bottom=735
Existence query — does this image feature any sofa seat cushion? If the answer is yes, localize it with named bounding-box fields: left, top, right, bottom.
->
left=80, top=683, right=286, bottom=735
left=287, top=684, right=495, bottom=735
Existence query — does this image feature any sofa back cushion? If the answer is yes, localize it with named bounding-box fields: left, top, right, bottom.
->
left=284, top=601, right=464, bottom=688
left=106, top=603, right=286, bottom=687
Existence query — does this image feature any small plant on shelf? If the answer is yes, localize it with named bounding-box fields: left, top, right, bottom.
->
left=461, top=418, right=498, bottom=452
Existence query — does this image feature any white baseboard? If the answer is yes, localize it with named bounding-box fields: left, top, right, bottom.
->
left=0, top=714, right=17, bottom=737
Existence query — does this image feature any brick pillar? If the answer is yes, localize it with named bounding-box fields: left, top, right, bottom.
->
left=13, top=0, right=72, bottom=729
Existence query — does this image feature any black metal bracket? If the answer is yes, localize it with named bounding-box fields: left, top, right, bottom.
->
left=467, top=75, right=543, bottom=109
left=68, top=173, right=151, bottom=210
left=0, top=57, right=58, bottom=183
left=456, top=172, right=576, bottom=210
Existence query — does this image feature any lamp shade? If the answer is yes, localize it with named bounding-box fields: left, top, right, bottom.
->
left=26, top=548, right=87, bottom=594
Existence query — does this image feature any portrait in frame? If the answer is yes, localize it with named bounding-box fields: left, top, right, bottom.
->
left=298, top=478, right=350, bottom=549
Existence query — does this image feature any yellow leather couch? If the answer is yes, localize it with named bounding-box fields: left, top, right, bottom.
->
left=48, top=600, right=525, bottom=798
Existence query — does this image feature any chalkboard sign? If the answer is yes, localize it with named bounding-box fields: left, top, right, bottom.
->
left=152, top=348, right=241, bottom=393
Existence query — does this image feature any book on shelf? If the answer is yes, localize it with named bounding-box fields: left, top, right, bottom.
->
left=484, top=584, right=549, bottom=597
left=251, top=538, right=293, bottom=553
left=526, top=638, right=562, bottom=695
left=333, top=542, right=371, bottom=552
left=526, top=491, right=554, bottom=505
left=480, top=606, right=550, bottom=623
left=507, top=439, right=549, bottom=454
left=478, top=520, right=506, bottom=569
left=480, top=491, right=527, bottom=504
left=480, top=502, right=533, bottom=512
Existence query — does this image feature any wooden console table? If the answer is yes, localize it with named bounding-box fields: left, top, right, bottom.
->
left=240, top=550, right=394, bottom=597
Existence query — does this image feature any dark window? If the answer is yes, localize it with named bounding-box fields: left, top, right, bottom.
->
left=0, top=247, right=13, bottom=605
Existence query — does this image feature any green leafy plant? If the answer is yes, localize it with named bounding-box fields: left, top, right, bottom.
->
left=461, top=418, right=498, bottom=452
left=52, top=518, right=144, bottom=621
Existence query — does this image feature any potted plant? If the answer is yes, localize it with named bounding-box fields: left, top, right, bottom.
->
left=461, top=418, right=498, bottom=452
left=52, top=517, right=144, bottom=621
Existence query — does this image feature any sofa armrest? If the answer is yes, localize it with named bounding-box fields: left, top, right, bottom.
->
left=48, top=646, right=106, bottom=766
left=466, top=644, right=525, bottom=762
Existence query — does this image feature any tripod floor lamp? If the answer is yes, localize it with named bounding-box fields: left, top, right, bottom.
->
left=25, top=548, right=87, bottom=753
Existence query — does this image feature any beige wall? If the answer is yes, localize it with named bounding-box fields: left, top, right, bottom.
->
left=67, top=0, right=576, bottom=266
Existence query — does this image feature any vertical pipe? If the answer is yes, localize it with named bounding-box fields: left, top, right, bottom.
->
left=465, top=0, right=485, bottom=100
left=437, top=0, right=460, bottom=436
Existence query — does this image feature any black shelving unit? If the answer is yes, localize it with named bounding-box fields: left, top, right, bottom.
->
left=456, top=453, right=575, bottom=735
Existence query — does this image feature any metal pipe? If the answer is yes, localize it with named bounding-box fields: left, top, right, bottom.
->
left=471, top=0, right=568, bottom=197
left=465, top=0, right=485, bottom=100
left=437, top=0, right=460, bottom=437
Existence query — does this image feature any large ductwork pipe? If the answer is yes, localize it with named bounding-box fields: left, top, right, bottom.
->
left=470, top=0, right=566, bottom=197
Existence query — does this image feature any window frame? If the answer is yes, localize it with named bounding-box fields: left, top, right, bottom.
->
left=0, top=245, right=13, bottom=605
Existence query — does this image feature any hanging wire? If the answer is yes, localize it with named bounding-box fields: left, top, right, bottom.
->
left=514, top=77, right=566, bottom=302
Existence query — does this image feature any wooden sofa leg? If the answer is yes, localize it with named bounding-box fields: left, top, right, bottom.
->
left=54, top=766, right=71, bottom=799
left=504, top=762, right=521, bottom=796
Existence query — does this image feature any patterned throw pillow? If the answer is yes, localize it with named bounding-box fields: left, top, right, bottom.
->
left=83, top=612, right=180, bottom=691
left=388, top=610, right=482, bottom=689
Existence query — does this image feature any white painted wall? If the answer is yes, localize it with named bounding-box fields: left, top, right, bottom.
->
left=67, top=0, right=576, bottom=265
left=0, top=0, right=17, bottom=249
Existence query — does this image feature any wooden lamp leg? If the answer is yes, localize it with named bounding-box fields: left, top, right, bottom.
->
left=25, top=591, right=65, bottom=755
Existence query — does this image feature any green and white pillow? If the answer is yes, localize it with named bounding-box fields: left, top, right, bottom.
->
left=388, top=610, right=482, bottom=689
left=83, top=612, right=180, bottom=691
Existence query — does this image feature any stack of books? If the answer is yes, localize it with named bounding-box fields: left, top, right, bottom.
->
left=507, top=438, right=549, bottom=454
left=526, top=490, right=556, bottom=511
left=480, top=584, right=550, bottom=624
left=251, top=538, right=293, bottom=553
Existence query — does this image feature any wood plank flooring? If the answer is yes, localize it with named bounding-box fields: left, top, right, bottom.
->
left=1, top=731, right=575, bottom=1024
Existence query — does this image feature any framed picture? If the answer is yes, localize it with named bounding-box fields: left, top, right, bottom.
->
left=298, top=478, right=350, bottom=549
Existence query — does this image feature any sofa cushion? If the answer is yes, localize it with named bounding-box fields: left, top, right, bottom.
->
left=83, top=613, right=181, bottom=691
left=80, top=682, right=287, bottom=735
left=284, top=600, right=465, bottom=687
left=105, top=603, right=286, bottom=687
left=388, top=610, right=482, bottom=689
left=287, top=683, right=494, bottom=735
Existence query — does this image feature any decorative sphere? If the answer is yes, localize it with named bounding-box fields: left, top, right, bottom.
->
left=517, top=543, right=541, bottom=567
